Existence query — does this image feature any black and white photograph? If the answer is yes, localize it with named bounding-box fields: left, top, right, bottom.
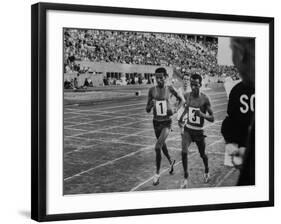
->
left=30, top=2, right=274, bottom=221
left=63, top=28, right=255, bottom=194
left=1, top=0, right=280, bottom=223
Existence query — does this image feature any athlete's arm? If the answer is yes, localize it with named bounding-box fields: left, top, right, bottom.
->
left=146, top=88, right=154, bottom=113
left=169, top=85, right=185, bottom=106
left=178, top=93, right=188, bottom=127
left=195, top=97, right=214, bottom=122
left=204, top=103, right=215, bottom=122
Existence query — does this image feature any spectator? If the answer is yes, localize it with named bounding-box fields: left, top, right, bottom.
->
left=64, top=29, right=238, bottom=83
left=103, top=77, right=108, bottom=86
left=73, top=77, right=78, bottom=89
left=83, top=78, right=90, bottom=87
left=88, top=79, right=93, bottom=87
left=221, top=37, right=255, bottom=186
left=138, top=76, right=142, bottom=85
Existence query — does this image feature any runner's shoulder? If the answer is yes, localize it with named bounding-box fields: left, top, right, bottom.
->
left=200, top=92, right=211, bottom=104
left=200, top=92, right=209, bottom=99
left=148, top=86, right=156, bottom=95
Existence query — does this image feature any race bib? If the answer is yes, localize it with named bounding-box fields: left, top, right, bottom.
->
left=188, top=107, right=200, bottom=124
left=155, top=100, right=167, bottom=116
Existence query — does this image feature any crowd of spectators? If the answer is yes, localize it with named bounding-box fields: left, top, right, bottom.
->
left=64, top=77, right=93, bottom=90
left=64, top=29, right=239, bottom=85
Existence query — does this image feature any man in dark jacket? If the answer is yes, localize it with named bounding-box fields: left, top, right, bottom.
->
left=221, top=37, right=255, bottom=186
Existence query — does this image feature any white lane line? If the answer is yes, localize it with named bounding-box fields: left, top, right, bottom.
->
left=64, top=145, right=152, bottom=182
left=64, top=92, right=226, bottom=113
left=65, top=102, right=147, bottom=113
left=65, top=137, right=151, bottom=155
left=64, top=101, right=225, bottom=128
left=87, top=100, right=226, bottom=115
left=130, top=138, right=224, bottom=191
left=94, top=106, right=146, bottom=114
left=214, top=109, right=226, bottom=114
left=105, top=101, right=227, bottom=114
left=64, top=119, right=188, bottom=179
left=207, top=92, right=226, bottom=96
left=66, top=100, right=226, bottom=116
left=64, top=108, right=105, bottom=113
left=64, top=115, right=93, bottom=121
left=207, top=138, right=224, bottom=147
left=129, top=160, right=183, bottom=192
left=66, top=118, right=151, bottom=138
left=66, top=118, right=222, bottom=145
left=65, top=115, right=138, bottom=128
left=65, top=100, right=225, bottom=120
left=70, top=134, right=152, bottom=147
left=64, top=111, right=94, bottom=115
left=211, top=98, right=227, bottom=103
left=64, top=121, right=225, bottom=182
left=64, top=115, right=87, bottom=121
left=64, top=121, right=80, bottom=124
left=215, top=168, right=237, bottom=187
left=92, top=102, right=147, bottom=111
left=66, top=129, right=181, bottom=155
left=168, top=137, right=224, bottom=153
left=117, top=130, right=153, bottom=140
left=64, top=127, right=88, bottom=132
left=64, top=92, right=228, bottom=183
left=212, top=102, right=228, bottom=107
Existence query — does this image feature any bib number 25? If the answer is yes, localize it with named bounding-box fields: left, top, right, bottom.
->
left=156, top=100, right=167, bottom=116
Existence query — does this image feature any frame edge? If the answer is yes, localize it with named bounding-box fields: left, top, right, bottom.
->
left=31, top=2, right=48, bottom=222
left=30, top=2, right=275, bottom=221
left=31, top=3, right=39, bottom=221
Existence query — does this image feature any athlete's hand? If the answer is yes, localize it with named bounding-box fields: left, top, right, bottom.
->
left=225, top=143, right=239, bottom=156
left=225, top=143, right=246, bottom=168
left=146, top=100, right=155, bottom=113
left=232, top=147, right=246, bottom=167
left=195, top=110, right=205, bottom=118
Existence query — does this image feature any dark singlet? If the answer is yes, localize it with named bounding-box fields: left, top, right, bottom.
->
left=184, top=93, right=208, bottom=130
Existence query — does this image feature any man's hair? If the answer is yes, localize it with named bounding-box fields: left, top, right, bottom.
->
left=155, top=67, right=168, bottom=77
left=182, top=73, right=189, bottom=79
left=190, top=73, right=202, bottom=84
left=231, top=37, right=255, bottom=60
left=231, top=37, right=255, bottom=84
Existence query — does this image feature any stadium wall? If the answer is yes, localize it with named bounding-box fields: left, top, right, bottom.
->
left=64, top=61, right=173, bottom=86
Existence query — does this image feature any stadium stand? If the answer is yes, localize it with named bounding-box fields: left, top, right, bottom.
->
left=63, top=29, right=239, bottom=89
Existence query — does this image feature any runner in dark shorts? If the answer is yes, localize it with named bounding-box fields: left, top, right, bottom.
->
left=182, top=127, right=206, bottom=143
left=146, top=67, right=183, bottom=185
left=178, top=73, right=214, bottom=188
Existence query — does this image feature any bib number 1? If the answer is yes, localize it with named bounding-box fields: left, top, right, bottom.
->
left=156, top=100, right=167, bottom=116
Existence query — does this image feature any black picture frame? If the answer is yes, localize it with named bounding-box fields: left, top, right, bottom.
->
left=31, top=2, right=274, bottom=222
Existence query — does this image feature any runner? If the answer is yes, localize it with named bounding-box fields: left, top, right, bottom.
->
left=178, top=73, right=214, bottom=188
left=146, top=67, right=184, bottom=185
